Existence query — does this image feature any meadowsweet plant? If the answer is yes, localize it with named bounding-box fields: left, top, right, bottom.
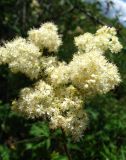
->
left=0, top=23, right=122, bottom=141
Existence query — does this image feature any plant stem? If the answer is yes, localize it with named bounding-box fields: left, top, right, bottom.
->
left=14, top=135, right=44, bottom=144
left=61, top=128, right=72, bottom=160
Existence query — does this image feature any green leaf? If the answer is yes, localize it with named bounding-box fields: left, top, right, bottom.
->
left=0, top=145, right=10, bottom=160
left=30, top=122, right=50, bottom=137
left=51, top=151, right=68, bottom=160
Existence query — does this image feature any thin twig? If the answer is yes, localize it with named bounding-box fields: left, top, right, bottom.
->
left=14, top=135, right=44, bottom=145
left=76, top=4, right=105, bottom=26
left=61, top=128, right=72, bottom=160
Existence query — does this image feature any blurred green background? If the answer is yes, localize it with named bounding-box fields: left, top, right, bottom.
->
left=0, top=0, right=126, bottom=160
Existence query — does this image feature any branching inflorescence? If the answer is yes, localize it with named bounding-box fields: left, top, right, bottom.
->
left=0, top=23, right=122, bottom=140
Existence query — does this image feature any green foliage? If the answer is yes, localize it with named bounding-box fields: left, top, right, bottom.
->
left=0, top=0, right=126, bottom=160
left=51, top=151, right=68, bottom=160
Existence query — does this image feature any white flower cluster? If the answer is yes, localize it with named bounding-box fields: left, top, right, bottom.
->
left=49, top=61, right=70, bottom=86
left=0, top=23, right=62, bottom=79
left=28, top=22, right=62, bottom=52
left=12, top=80, right=54, bottom=118
left=49, top=86, right=88, bottom=140
left=0, top=38, right=41, bottom=79
left=69, top=50, right=121, bottom=97
left=75, top=26, right=122, bottom=53
left=12, top=81, right=87, bottom=140
left=0, top=24, right=122, bottom=140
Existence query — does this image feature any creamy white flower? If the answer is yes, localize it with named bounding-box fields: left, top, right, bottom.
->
left=12, top=80, right=54, bottom=118
left=0, top=38, right=41, bottom=79
left=75, top=26, right=122, bottom=53
left=0, top=24, right=122, bottom=141
left=28, top=22, right=62, bottom=52
left=69, top=51, right=121, bottom=97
